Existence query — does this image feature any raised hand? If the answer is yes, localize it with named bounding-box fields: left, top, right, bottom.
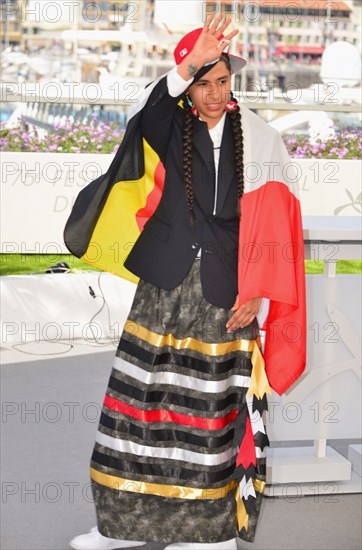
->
left=176, top=15, right=239, bottom=80
left=192, top=14, right=239, bottom=65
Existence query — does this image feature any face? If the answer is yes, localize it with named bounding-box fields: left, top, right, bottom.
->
left=187, top=60, right=232, bottom=129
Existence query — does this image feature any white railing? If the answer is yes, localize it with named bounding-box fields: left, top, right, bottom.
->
left=1, top=81, right=361, bottom=112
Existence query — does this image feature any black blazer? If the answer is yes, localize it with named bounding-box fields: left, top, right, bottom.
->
left=123, top=74, right=240, bottom=309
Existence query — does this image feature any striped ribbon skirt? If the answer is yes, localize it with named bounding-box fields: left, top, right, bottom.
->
left=90, top=258, right=271, bottom=545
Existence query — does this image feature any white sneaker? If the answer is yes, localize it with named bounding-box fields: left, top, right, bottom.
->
left=163, top=538, right=237, bottom=550
left=69, top=526, right=147, bottom=549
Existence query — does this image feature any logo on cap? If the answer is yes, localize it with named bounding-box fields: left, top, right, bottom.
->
left=179, top=48, right=188, bottom=58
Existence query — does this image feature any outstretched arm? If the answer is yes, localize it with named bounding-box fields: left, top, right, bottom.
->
left=139, top=15, right=238, bottom=161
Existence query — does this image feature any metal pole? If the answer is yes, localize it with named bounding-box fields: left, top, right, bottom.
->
left=72, top=1, right=82, bottom=82
left=20, top=0, right=25, bottom=51
left=254, top=0, right=260, bottom=83
left=4, top=0, right=10, bottom=50
left=134, top=1, right=146, bottom=77
left=325, top=4, right=331, bottom=47
left=242, top=0, right=250, bottom=90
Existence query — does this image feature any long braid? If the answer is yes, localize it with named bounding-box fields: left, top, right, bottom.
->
left=182, top=99, right=196, bottom=229
left=228, top=102, right=244, bottom=218
left=220, top=53, right=245, bottom=218
left=181, top=53, right=245, bottom=225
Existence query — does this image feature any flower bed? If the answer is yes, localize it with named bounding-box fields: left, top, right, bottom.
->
left=1, top=116, right=361, bottom=159
left=283, top=128, right=362, bottom=160
left=0, top=115, right=125, bottom=154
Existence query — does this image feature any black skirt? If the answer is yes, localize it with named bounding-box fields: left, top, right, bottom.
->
left=90, top=258, right=270, bottom=544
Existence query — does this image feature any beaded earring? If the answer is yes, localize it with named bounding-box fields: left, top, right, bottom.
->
left=225, top=92, right=238, bottom=112
left=185, top=94, right=199, bottom=118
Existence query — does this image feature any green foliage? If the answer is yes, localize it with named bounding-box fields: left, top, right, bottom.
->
left=0, top=255, right=361, bottom=276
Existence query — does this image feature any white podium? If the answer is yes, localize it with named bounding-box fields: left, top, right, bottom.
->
left=264, top=216, right=362, bottom=496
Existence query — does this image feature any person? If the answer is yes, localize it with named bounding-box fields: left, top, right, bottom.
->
left=66, top=14, right=306, bottom=550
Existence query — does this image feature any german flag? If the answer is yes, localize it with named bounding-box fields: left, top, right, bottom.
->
left=63, top=101, right=166, bottom=285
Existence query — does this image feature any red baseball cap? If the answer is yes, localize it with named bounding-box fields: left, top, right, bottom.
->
left=174, top=27, right=247, bottom=74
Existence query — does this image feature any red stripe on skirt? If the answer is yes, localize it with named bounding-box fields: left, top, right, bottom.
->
left=104, top=394, right=239, bottom=430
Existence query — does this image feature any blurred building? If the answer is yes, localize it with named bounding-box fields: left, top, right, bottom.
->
left=1, top=1, right=152, bottom=48
left=0, top=0, right=23, bottom=47
left=77, top=1, right=144, bottom=30
left=205, top=0, right=360, bottom=63
left=2, top=0, right=360, bottom=85
left=3, top=1, right=360, bottom=60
